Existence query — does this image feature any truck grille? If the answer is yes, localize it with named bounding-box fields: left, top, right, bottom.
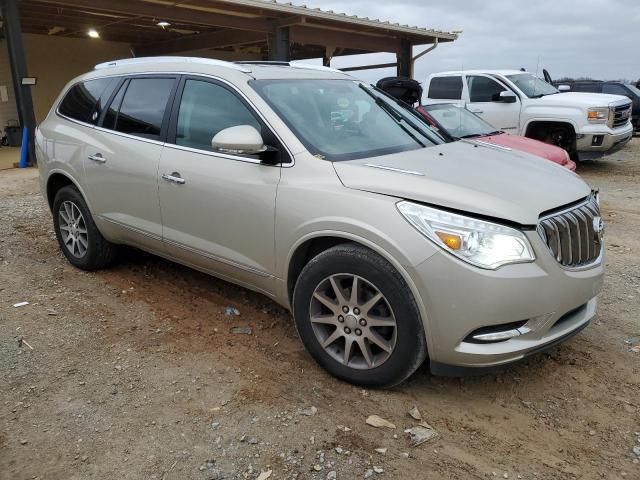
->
left=611, top=103, right=632, bottom=129
left=537, top=193, right=603, bottom=268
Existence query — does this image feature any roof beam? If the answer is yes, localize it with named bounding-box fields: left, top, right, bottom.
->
left=135, top=29, right=267, bottom=56
left=28, top=0, right=274, bottom=32
left=289, top=25, right=401, bottom=54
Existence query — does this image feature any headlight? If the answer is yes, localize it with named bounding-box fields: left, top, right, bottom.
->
left=397, top=202, right=535, bottom=269
left=587, top=107, right=609, bottom=124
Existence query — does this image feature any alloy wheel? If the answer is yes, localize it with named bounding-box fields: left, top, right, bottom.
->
left=58, top=200, right=89, bottom=258
left=309, top=274, right=397, bottom=370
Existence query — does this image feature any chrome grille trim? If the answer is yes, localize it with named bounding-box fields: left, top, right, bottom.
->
left=611, top=103, right=632, bottom=129
left=537, top=193, right=603, bottom=269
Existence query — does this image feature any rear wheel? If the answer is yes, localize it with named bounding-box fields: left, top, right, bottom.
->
left=293, top=243, right=427, bottom=388
left=52, top=185, right=118, bottom=270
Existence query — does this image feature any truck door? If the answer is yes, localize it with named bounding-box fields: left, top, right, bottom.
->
left=465, top=74, right=521, bottom=133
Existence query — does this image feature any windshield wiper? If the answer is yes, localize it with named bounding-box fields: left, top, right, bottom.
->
left=460, top=133, right=483, bottom=139
left=358, top=84, right=426, bottom=147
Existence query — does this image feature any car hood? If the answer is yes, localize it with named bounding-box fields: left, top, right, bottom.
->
left=534, top=91, right=630, bottom=108
left=480, top=133, right=570, bottom=167
left=333, top=141, right=589, bottom=225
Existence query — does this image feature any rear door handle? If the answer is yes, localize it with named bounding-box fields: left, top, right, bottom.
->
left=468, top=109, right=483, bottom=114
left=162, top=172, right=186, bottom=185
left=88, top=153, right=106, bottom=163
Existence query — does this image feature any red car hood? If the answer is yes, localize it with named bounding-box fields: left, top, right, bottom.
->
left=480, top=133, right=576, bottom=171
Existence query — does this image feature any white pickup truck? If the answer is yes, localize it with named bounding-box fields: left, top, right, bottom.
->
left=423, top=70, right=634, bottom=160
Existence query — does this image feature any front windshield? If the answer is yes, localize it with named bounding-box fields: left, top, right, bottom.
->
left=251, top=79, right=439, bottom=161
left=424, top=104, right=497, bottom=139
left=506, top=73, right=559, bottom=98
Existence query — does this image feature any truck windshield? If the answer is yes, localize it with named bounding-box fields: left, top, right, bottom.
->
left=250, top=79, right=440, bottom=161
left=506, top=73, right=559, bottom=98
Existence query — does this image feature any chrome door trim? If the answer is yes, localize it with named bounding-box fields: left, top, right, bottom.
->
left=163, top=238, right=273, bottom=278
left=162, top=143, right=263, bottom=165
left=55, top=70, right=296, bottom=166
left=98, top=216, right=162, bottom=242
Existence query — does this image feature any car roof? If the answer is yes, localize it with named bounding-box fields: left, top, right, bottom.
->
left=430, top=69, right=526, bottom=77
left=80, top=57, right=353, bottom=83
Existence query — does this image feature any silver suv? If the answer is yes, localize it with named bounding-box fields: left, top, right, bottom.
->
left=37, top=57, right=604, bottom=387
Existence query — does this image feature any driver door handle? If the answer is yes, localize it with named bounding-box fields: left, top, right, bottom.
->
left=468, top=109, right=483, bottom=114
left=162, top=172, right=186, bottom=185
left=87, top=153, right=106, bottom=163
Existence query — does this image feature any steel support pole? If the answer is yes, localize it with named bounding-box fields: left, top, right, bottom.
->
left=2, top=0, right=36, bottom=164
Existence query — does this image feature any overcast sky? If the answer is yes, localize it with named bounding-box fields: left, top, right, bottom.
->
left=300, top=0, right=640, bottom=84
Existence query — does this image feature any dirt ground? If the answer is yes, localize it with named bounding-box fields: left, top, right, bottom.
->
left=1, top=139, right=639, bottom=480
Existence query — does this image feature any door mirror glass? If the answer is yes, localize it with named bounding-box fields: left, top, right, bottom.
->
left=494, top=90, right=517, bottom=103
left=558, top=85, right=571, bottom=92
left=211, top=125, right=267, bottom=155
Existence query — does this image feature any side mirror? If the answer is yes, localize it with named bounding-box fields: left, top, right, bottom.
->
left=558, top=85, right=571, bottom=92
left=494, top=91, right=517, bottom=103
left=211, top=125, right=267, bottom=156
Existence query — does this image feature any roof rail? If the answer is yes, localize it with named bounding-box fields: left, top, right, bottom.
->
left=234, top=60, right=346, bottom=75
left=95, top=56, right=252, bottom=73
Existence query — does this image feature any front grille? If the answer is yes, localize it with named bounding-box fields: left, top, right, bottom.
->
left=537, top=193, right=603, bottom=268
left=611, top=103, right=632, bottom=129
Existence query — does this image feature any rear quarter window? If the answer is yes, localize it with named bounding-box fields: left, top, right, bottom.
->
left=428, top=76, right=463, bottom=100
left=58, top=78, right=116, bottom=124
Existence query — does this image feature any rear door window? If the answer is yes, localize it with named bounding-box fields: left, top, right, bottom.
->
left=59, top=78, right=116, bottom=124
left=102, top=77, right=176, bottom=140
left=467, top=75, right=507, bottom=102
left=428, top=76, right=463, bottom=100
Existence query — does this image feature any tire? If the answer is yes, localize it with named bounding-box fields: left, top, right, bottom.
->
left=52, top=185, right=118, bottom=270
left=292, top=243, right=427, bottom=388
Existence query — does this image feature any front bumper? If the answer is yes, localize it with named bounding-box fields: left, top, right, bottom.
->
left=411, top=230, right=604, bottom=374
left=576, top=122, right=633, bottom=159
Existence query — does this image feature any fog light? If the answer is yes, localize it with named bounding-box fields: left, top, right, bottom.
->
left=464, top=320, right=530, bottom=344
left=592, top=135, right=604, bottom=146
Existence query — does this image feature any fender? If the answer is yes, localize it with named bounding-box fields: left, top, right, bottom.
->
left=521, top=116, right=580, bottom=137
left=45, top=167, right=95, bottom=215
left=281, top=229, right=437, bottom=360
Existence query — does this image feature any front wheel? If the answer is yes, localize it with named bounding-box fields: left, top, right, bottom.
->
left=293, top=243, right=427, bottom=388
left=52, top=185, right=118, bottom=270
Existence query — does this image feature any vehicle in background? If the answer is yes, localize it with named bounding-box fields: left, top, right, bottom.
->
left=424, top=70, right=634, bottom=160
left=554, top=81, right=640, bottom=133
left=375, top=77, right=576, bottom=171
left=415, top=103, right=576, bottom=171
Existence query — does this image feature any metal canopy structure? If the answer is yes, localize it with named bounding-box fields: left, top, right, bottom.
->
left=16, top=0, right=457, bottom=69
left=0, top=0, right=458, bottom=164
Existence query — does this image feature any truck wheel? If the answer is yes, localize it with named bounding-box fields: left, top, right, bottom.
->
left=52, top=185, right=118, bottom=270
left=527, top=123, right=578, bottom=161
left=292, top=243, right=427, bottom=388
left=546, top=126, right=578, bottom=161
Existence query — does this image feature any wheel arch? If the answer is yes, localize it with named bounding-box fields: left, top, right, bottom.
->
left=45, top=170, right=92, bottom=213
left=524, top=119, right=578, bottom=138
left=284, top=232, right=431, bottom=343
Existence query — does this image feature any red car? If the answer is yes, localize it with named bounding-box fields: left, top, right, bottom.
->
left=416, top=104, right=576, bottom=171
